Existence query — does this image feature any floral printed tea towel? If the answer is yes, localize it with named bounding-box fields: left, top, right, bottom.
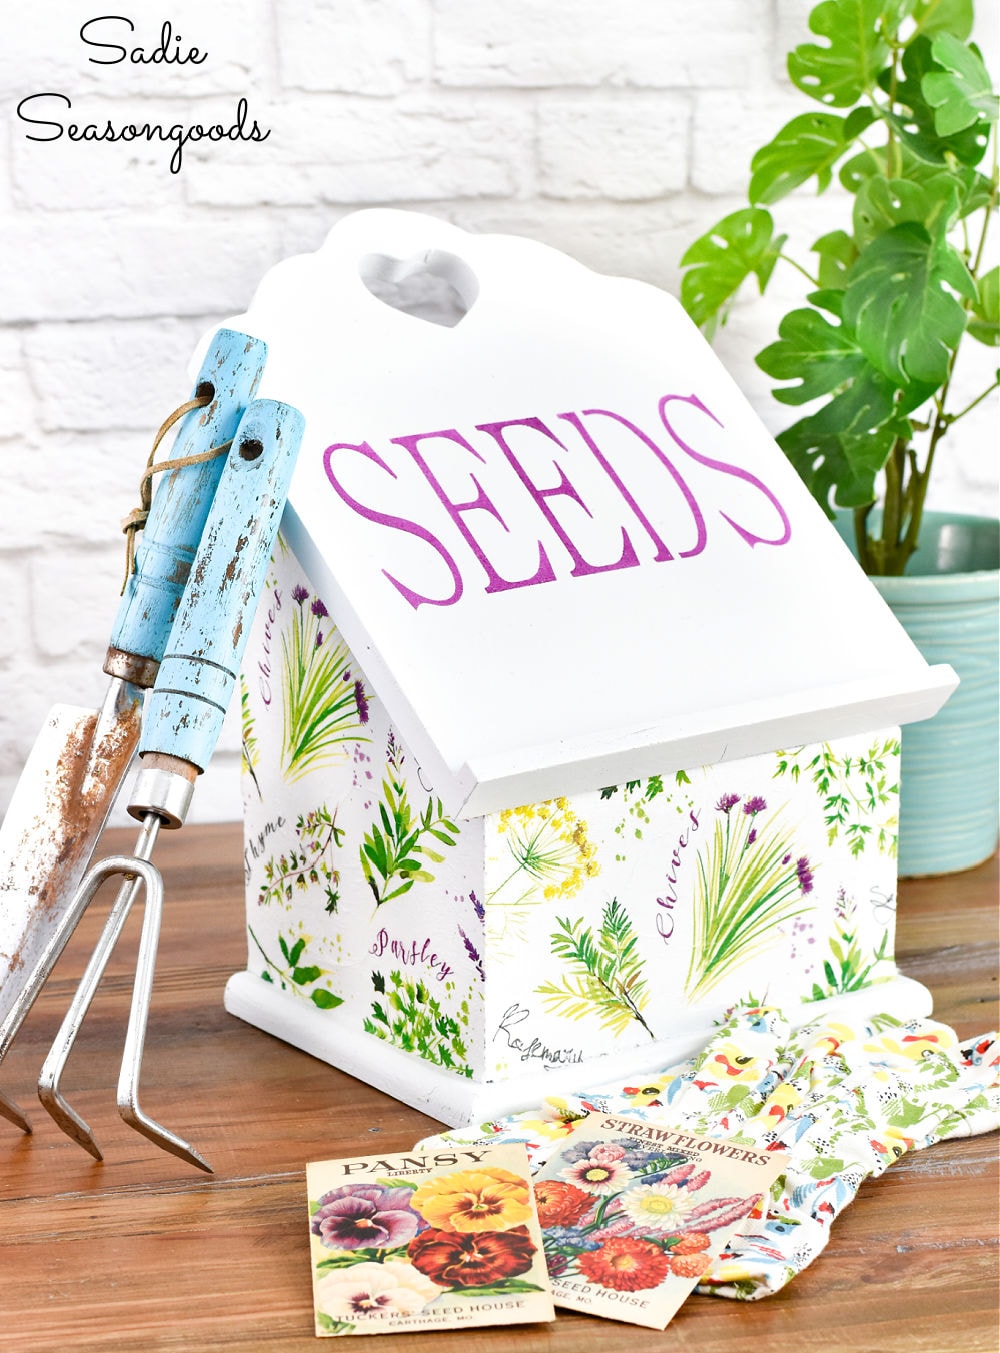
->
left=417, top=1005, right=999, bottom=1299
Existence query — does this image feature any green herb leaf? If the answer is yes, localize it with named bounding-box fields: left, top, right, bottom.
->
left=787, top=0, right=890, bottom=108
left=843, top=222, right=975, bottom=384
left=310, top=989, right=344, bottom=1009
left=969, top=265, right=1000, bottom=346
left=923, top=34, right=999, bottom=136
left=680, top=208, right=784, bottom=332
left=749, top=111, right=855, bottom=202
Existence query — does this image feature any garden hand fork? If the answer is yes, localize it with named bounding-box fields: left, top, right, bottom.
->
left=35, top=397, right=305, bottom=1170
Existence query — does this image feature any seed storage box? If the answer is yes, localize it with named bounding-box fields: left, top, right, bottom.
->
left=220, top=210, right=955, bottom=1124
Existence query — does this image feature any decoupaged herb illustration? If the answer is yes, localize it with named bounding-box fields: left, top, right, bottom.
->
left=360, top=730, right=460, bottom=907
left=684, top=792, right=815, bottom=1003
left=281, top=582, right=371, bottom=784
left=536, top=897, right=654, bottom=1039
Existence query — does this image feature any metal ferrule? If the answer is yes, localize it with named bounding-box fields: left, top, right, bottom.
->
left=127, top=766, right=195, bottom=830
left=103, top=647, right=161, bottom=689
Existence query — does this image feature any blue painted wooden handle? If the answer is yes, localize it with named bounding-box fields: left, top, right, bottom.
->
left=106, top=329, right=267, bottom=680
left=139, top=399, right=305, bottom=772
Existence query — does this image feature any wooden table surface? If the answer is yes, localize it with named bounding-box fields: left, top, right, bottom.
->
left=1, top=824, right=996, bottom=1352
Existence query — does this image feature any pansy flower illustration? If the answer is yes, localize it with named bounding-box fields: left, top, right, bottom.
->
left=311, top=1183, right=423, bottom=1250
left=408, top=1225, right=537, bottom=1288
left=314, top=1259, right=439, bottom=1319
left=409, top=1167, right=532, bottom=1234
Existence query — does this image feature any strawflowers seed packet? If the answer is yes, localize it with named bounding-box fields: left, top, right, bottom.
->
left=306, top=1143, right=555, bottom=1336
left=532, top=1113, right=788, bottom=1328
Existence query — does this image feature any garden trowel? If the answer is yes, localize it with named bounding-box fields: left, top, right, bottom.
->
left=0, top=328, right=267, bottom=1132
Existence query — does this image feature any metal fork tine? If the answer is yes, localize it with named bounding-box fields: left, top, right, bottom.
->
left=115, top=853, right=212, bottom=1174
left=36, top=816, right=212, bottom=1172
left=0, top=1089, right=32, bottom=1135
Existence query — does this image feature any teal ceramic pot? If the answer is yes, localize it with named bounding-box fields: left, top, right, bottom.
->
left=837, top=511, right=999, bottom=876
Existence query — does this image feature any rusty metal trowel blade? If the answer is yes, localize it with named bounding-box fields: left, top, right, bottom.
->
left=0, top=682, right=142, bottom=1066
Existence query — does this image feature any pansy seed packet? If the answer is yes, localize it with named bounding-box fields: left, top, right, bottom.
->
left=306, top=1143, right=555, bottom=1336
left=533, top=1112, right=788, bottom=1329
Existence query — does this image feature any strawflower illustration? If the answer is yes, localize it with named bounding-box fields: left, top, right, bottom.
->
left=540, top=1142, right=757, bottom=1293
left=560, top=1143, right=634, bottom=1195
left=619, top=1181, right=697, bottom=1232
left=533, top=1180, right=593, bottom=1228
left=576, top=1235, right=672, bottom=1291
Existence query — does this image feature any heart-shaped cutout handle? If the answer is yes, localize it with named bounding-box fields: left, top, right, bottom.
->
left=358, top=249, right=479, bottom=328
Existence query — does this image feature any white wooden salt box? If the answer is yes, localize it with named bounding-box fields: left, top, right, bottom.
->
left=217, top=210, right=956, bottom=1125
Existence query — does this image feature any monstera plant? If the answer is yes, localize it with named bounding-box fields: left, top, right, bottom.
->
left=680, top=0, right=998, bottom=577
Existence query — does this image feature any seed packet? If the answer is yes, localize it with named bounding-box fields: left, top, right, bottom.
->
left=306, top=1143, right=555, bottom=1336
left=532, top=1112, right=788, bottom=1329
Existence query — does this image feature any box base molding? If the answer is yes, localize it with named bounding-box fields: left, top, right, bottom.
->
left=224, top=970, right=934, bottom=1127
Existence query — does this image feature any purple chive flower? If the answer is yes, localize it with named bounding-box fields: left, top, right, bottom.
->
left=796, top=856, right=814, bottom=894
left=747, top=828, right=758, bottom=845
left=291, top=584, right=309, bottom=606
left=310, top=1184, right=423, bottom=1250
left=342, top=668, right=352, bottom=682
left=311, top=597, right=329, bottom=619
left=354, top=679, right=370, bottom=725
left=782, top=853, right=792, bottom=865
left=743, top=795, right=767, bottom=816
left=315, top=630, right=324, bottom=648
left=716, top=792, right=741, bottom=814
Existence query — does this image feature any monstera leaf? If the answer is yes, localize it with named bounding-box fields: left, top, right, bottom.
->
left=757, top=305, right=870, bottom=405
left=910, top=0, right=974, bottom=40
left=788, top=0, right=889, bottom=107
left=852, top=174, right=962, bottom=248
left=923, top=33, right=999, bottom=135
left=749, top=111, right=865, bottom=203
left=776, top=371, right=903, bottom=513
left=679, top=208, right=785, bottom=331
left=843, top=222, right=975, bottom=385
left=812, top=230, right=858, bottom=288
left=883, top=35, right=992, bottom=166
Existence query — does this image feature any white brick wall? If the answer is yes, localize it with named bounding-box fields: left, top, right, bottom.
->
left=1, top=0, right=996, bottom=824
